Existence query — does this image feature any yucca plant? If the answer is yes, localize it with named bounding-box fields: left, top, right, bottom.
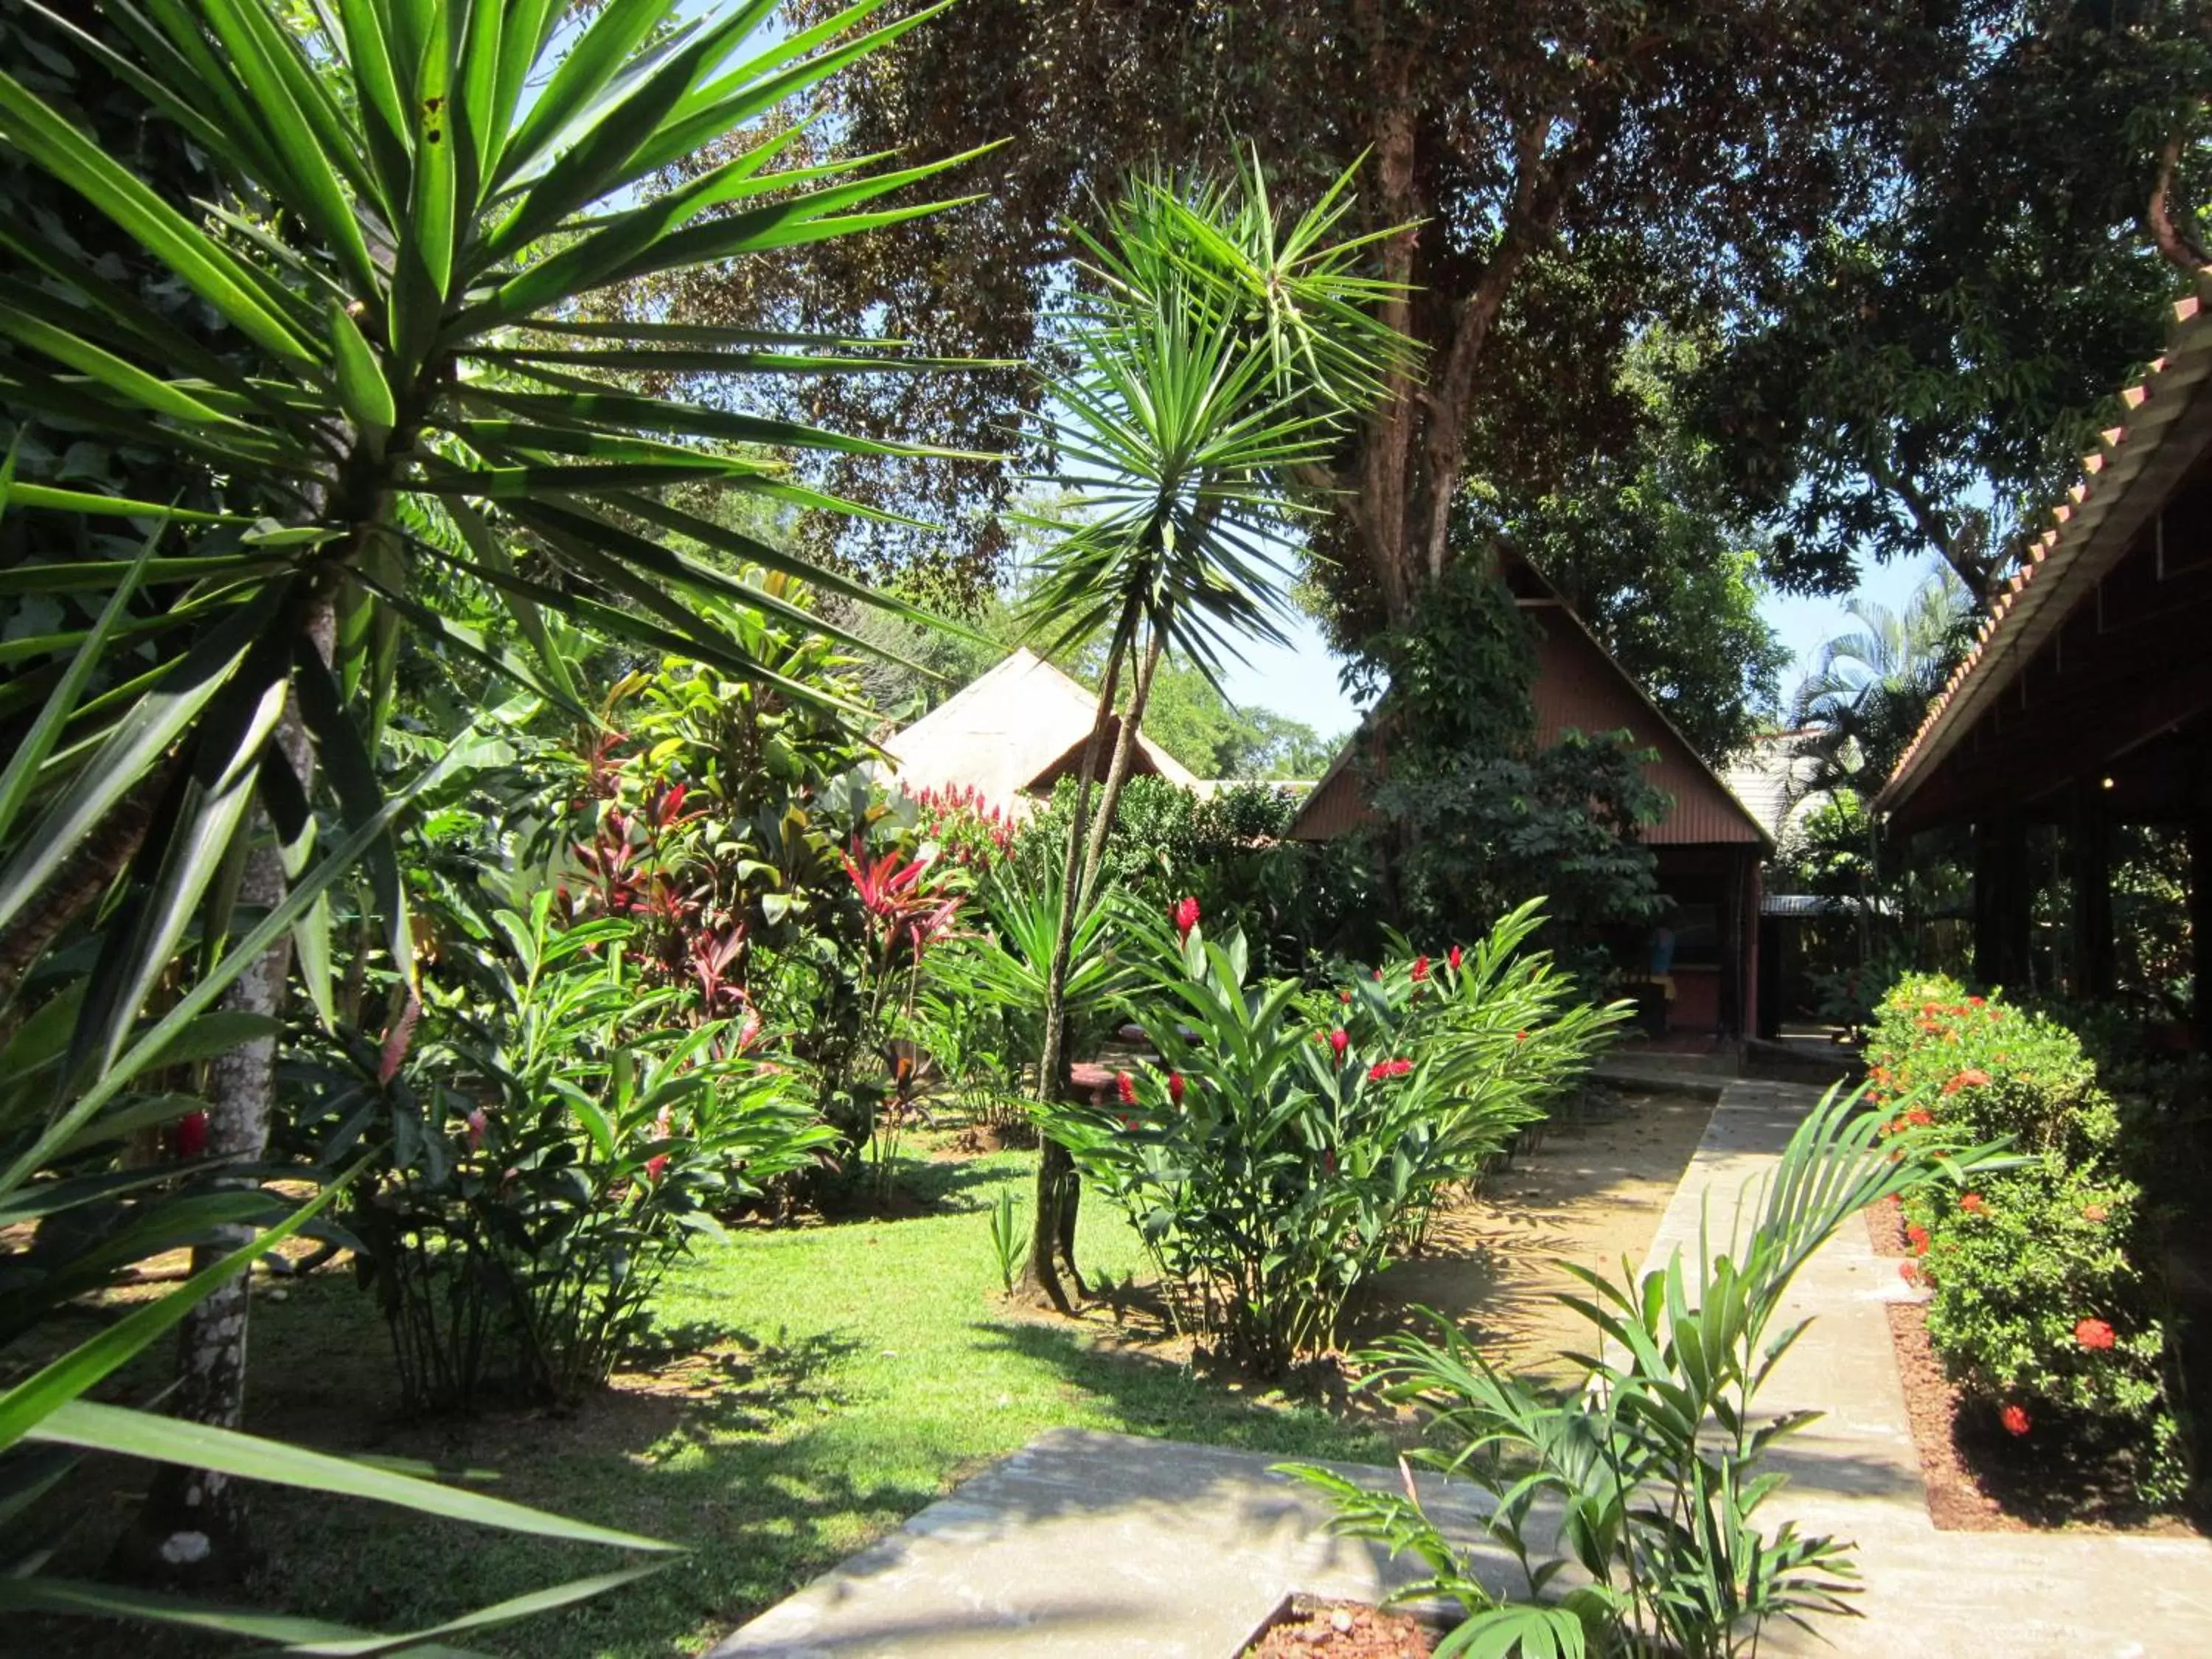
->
left=1018, top=155, right=1416, bottom=1307
left=0, top=0, right=984, bottom=1568
left=0, top=594, right=680, bottom=1642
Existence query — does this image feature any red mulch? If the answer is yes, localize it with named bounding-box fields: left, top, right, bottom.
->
left=1870, top=1206, right=2199, bottom=1535
left=1244, top=1599, right=1437, bottom=1658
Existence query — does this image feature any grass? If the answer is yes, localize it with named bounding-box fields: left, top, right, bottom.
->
left=40, top=1148, right=1391, bottom=1658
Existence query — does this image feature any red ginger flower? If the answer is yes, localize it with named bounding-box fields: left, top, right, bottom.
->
left=465, top=1108, right=487, bottom=1152
left=1328, top=1028, right=1349, bottom=1058
left=176, top=1110, right=209, bottom=1161
left=1411, top=955, right=1430, bottom=983
left=1943, top=1068, right=1992, bottom=1095
left=1173, top=895, right=1200, bottom=939
left=1366, top=1058, right=1413, bottom=1081
left=1167, top=1071, right=1186, bottom=1105
left=2075, top=1318, right=2116, bottom=1352
left=1115, top=1071, right=1137, bottom=1107
left=2000, top=1402, right=2032, bottom=1437
left=1448, top=944, right=1462, bottom=972
left=1961, top=1192, right=1986, bottom=1214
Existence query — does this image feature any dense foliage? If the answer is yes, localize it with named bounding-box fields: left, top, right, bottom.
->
left=1044, top=900, right=1623, bottom=1371
left=1354, top=566, right=1667, bottom=977
left=1868, top=975, right=2187, bottom=1504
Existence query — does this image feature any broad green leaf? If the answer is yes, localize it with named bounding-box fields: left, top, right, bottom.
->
left=329, top=302, right=397, bottom=434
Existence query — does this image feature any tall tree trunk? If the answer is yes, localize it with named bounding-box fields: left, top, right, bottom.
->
left=1022, top=601, right=1137, bottom=1311
left=116, top=595, right=335, bottom=1585
left=1040, top=629, right=1168, bottom=1276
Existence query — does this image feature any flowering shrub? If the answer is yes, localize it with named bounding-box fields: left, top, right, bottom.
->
left=1041, top=899, right=1623, bottom=1371
left=905, top=782, right=1015, bottom=870
left=1868, top=974, right=2185, bottom=1502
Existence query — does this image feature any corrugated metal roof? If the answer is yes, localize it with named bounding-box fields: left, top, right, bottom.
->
left=1880, top=266, right=2212, bottom=813
left=1287, top=560, right=1769, bottom=848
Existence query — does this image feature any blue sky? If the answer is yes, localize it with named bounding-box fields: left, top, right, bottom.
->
left=1219, top=550, right=1954, bottom=741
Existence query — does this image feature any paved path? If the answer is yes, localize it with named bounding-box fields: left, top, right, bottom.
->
left=711, top=1078, right=2212, bottom=1656
left=1673, top=1080, right=2212, bottom=1658
left=704, top=1430, right=1502, bottom=1657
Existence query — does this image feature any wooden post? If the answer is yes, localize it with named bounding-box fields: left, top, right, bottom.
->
left=1974, top=815, right=2031, bottom=992
left=2070, top=779, right=2116, bottom=1001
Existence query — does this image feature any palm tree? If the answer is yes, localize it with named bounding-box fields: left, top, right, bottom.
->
left=1016, top=159, right=1415, bottom=1308
left=1787, top=565, right=1972, bottom=964
left=0, top=0, right=979, bottom=1574
left=1790, top=565, right=1972, bottom=798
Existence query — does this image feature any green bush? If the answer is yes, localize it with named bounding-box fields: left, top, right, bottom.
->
left=1042, top=900, right=1623, bottom=1372
left=1867, top=974, right=2186, bottom=1502
left=311, top=897, right=832, bottom=1410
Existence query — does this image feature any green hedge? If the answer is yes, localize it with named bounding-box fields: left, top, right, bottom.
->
left=1867, top=975, right=2187, bottom=1504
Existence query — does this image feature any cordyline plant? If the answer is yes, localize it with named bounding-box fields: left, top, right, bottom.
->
left=1282, top=1090, right=2009, bottom=1659
left=1018, top=153, right=1416, bottom=1310
left=0, top=0, right=981, bottom=1586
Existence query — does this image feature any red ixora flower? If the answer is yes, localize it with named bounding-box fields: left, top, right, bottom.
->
left=1174, top=895, right=1200, bottom=939
left=1906, top=1222, right=1930, bottom=1256
left=1961, top=1192, right=1987, bottom=1214
left=1943, top=1068, right=1992, bottom=1095
left=1167, top=1071, right=1186, bottom=1105
left=1515, top=1030, right=1529, bottom=1043
left=1899, top=1260, right=1920, bottom=1286
left=2075, top=1318, right=2116, bottom=1352
left=1367, top=1058, right=1413, bottom=1082
left=1904, top=1107, right=1934, bottom=1127
left=2000, top=1402, right=2032, bottom=1437
left=1411, top=955, right=1430, bottom=983
left=1115, top=1071, right=1138, bottom=1107
left=2083, top=1203, right=2109, bottom=1222
left=1448, top=944, right=1463, bottom=973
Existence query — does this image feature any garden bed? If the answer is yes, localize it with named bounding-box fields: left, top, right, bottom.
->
left=1868, top=1198, right=2200, bottom=1537
left=1242, top=1594, right=1439, bottom=1657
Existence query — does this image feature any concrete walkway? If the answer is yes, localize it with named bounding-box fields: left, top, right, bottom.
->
left=1672, top=1080, right=2212, bottom=1658
left=712, top=1079, right=2212, bottom=1657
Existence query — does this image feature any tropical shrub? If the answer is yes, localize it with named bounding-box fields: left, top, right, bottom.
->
left=1868, top=974, right=2186, bottom=1503
left=307, top=895, right=831, bottom=1408
left=1043, top=900, right=1619, bottom=1372
left=1285, top=1089, right=2003, bottom=1659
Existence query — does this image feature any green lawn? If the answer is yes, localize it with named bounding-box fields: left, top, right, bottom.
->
left=46, top=1150, right=1390, bottom=1658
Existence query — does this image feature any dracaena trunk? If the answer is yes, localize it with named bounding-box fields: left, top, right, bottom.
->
left=116, top=594, right=335, bottom=1585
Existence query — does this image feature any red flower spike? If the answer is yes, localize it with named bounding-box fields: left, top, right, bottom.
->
left=2000, top=1403, right=2031, bottom=1437
left=1174, top=895, right=1200, bottom=939
left=465, top=1108, right=487, bottom=1152
left=1366, top=1058, right=1413, bottom=1081
left=1167, top=1071, right=1186, bottom=1105
left=1115, top=1071, right=1137, bottom=1107
left=1447, top=944, right=1463, bottom=973
left=1411, top=956, right=1430, bottom=983
left=2075, top=1318, right=2116, bottom=1352
left=1329, top=1028, right=1349, bottom=1060
left=175, top=1110, right=209, bottom=1161
left=644, top=1154, right=669, bottom=1183
left=1339, top=989, right=1352, bottom=1004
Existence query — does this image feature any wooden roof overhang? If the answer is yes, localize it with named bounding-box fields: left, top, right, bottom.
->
left=1878, top=270, right=2212, bottom=833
